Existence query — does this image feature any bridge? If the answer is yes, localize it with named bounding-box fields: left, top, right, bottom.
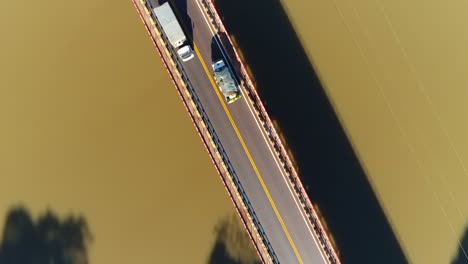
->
left=132, top=0, right=340, bottom=263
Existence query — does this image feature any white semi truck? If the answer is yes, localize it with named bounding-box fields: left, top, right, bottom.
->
left=153, top=2, right=194, bottom=62
left=212, top=59, right=242, bottom=104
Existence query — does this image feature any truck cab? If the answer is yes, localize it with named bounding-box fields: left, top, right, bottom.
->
left=177, top=45, right=195, bottom=62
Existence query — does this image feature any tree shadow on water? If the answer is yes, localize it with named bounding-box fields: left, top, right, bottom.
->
left=0, top=206, right=92, bottom=264
left=452, top=227, right=468, bottom=264
left=207, top=214, right=260, bottom=264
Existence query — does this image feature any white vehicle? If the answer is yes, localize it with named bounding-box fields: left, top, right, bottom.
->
left=153, top=2, right=194, bottom=62
left=212, top=59, right=242, bottom=104
left=177, top=45, right=195, bottom=62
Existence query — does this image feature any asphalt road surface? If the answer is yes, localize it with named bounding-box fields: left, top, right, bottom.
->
left=147, top=0, right=329, bottom=263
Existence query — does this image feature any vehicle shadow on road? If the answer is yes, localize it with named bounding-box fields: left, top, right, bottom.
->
left=171, top=0, right=193, bottom=43
left=212, top=0, right=408, bottom=263
left=0, top=205, right=92, bottom=264
left=207, top=213, right=260, bottom=264
left=210, top=37, right=223, bottom=64
left=452, top=226, right=468, bottom=264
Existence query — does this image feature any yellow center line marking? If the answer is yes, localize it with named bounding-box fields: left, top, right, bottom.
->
left=193, top=44, right=304, bottom=264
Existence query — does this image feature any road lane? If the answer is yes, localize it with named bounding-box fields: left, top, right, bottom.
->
left=194, top=43, right=306, bottom=263
left=178, top=42, right=299, bottom=262
left=146, top=0, right=329, bottom=263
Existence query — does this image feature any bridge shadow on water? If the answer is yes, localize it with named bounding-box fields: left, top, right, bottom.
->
left=212, top=0, right=408, bottom=263
left=452, top=226, right=468, bottom=264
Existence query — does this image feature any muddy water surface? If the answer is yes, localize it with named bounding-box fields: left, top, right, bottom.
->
left=215, top=0, right=468, bottom=263
left=0, top=0, right=237, bottom=263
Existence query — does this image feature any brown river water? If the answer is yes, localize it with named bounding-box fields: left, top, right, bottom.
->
left=2, top=0, right=468, bottom=263
left=0, top=0, right=254, bottom=263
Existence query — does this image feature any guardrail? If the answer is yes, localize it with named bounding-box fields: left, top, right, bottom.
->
left=197, top=1, right=342, bottom=263
left=132, top=0, right=278, bottom=263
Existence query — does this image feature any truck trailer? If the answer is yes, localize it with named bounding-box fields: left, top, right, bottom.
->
left=152, top=2, right=194, bottom=62
left=212, top=59, right=242, bottom=104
